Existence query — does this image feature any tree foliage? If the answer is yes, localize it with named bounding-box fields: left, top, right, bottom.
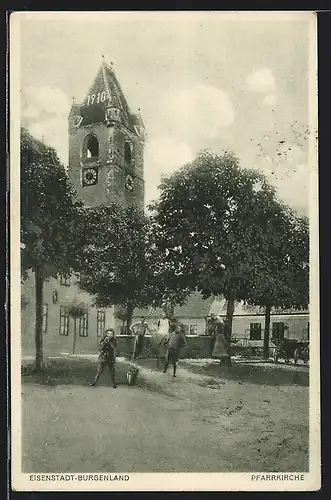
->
left=246, top=205, right=309, bottom=311
left=149, top=149, right=309, bottom=359
left=21, top=127, right=83, bottom=371
left=150, top=151, right=280, bottom=297
left=77, top=204, right=162, bottom=328
left=21, top=127, right=83, bottom=279
left=242, top=201, right=309, bottom=357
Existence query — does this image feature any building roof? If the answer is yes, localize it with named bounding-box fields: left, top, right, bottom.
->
left=133, top=306, right=163, bottom=319
left=133, top=292, right=214, bottom=319
left=68, top=58, right=143, bottom=135
left=133, top=294, right=309, bottom=320
left=174, top=292, right=214, bottom=318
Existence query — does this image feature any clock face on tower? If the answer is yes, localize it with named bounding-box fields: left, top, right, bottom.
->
left=82, top=167, right=98, bottom=187
left=125, top=174, right=134, bottom=192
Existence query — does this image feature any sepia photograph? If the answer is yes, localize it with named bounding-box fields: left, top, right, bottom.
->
left=10, top=11, right=320, bottom=491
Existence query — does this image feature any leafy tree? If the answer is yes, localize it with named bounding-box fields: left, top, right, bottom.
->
left=114, top=307, right=130, bottom=334
left=21, top=128, right=83, bottom=371
left=243, top=203, right=309, bottom=358
left=77, top=203, right=166, bottom=331
left=146, top=232, right=194, bottom=315
left=77, top=202, right=191, bottom=331
left=150, top=150, right=288, bottom=362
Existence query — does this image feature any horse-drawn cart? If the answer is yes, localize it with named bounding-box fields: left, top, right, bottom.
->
left=293, top=342, right=309, bottom=364
left=273, top=338, right=309, bottom=364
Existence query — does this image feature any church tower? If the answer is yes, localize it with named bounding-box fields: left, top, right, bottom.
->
left=68, top=58, right=146, bottom=209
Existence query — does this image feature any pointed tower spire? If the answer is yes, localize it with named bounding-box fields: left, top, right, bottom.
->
left=76, top=55, right=140, bottom=131
left=132, top=107, right=146, bottom=140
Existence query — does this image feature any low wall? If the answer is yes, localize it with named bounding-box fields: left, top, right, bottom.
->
left=22, top=333, right=277, bottom=360
left=114, top=336, right=276, bottom=359
left=115, top=335, right=214, bottom=359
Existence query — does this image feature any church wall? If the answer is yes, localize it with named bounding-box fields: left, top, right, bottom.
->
left=21, top=271, right=117, bottom=356
left=68, top=124, right=144, bottom=209
left=68, top=124, right=114, bottom=207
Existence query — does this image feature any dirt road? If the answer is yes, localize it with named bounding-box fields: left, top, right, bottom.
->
left=22, top=356, right=309, bottom=473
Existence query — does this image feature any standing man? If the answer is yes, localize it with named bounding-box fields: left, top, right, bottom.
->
left=89, top=328, right=117, bottom=388
left=163, top=321, right=188, bottom=377
left=157, top=312, right=170, bottom=336
left=156, top=313, right=170, bottom=369
left=130, top=317, right=151, bottom=359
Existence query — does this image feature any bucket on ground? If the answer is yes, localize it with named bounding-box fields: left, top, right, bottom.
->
left=126, top=365, right=139, bottom=386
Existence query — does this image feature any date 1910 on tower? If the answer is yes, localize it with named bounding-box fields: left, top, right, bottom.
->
left=86, top=91, right=110, bottom=106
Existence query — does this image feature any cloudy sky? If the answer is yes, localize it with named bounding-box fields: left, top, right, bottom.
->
left=17, top=11, right=316, bottom=216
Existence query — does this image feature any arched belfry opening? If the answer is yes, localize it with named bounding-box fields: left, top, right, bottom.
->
left=83, top=134, right=99, bottom=159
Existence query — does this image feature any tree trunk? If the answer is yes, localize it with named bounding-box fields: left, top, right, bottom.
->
left=34, top=267, right=44, bottom=373
left=162, top=299, right=174, bottom=318
left=263, top=304, right=271, bottom=360
left=126, top=302, right=134, bottom=333
left=224, top=289, right=236, bottom=364
left=72, top=318, right=77, bottom=354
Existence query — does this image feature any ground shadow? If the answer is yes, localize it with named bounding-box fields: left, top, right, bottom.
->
left=184, top=360, right=309, bottom=387
left=22, top=355, right=309, bottom=389
left=21, top=357, right=131, bottom=388
left=135, top=357, right=309, bottom=387
left=21, top=357, right=178, bottom=397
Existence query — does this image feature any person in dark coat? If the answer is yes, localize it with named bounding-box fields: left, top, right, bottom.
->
left=212, top=318, right=232, bottom=366
left=89, top=328, right=117, bottom=388
left=162, top=321, right=188, bottom=377
left=206, top=313, right=221, bottom=354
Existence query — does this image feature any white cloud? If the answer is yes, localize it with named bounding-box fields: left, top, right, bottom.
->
left=22, top=105, right=40, bottom=119
left=24, top=85, right=70, bottom=117
left=274, top=163, right=309, bottom=216
left=246, top=68, right=276, bottom=94
left=29, top=117, right=68, bottom=165
left=163, top=85, right=234, bottom=141
left=239, top=137, right=309, bottom=216
left=145, top=136, right=193, bottom=205
left=146, top=137, right=193, bottom=170
left=22, top=85, right=70, bottom=165
left=263, top=93, right=277, bottom=106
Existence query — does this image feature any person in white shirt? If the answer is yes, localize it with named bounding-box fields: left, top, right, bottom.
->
left=157, top=313, right=170, bottom=336
left=156, top=313, right=170, bottom=368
